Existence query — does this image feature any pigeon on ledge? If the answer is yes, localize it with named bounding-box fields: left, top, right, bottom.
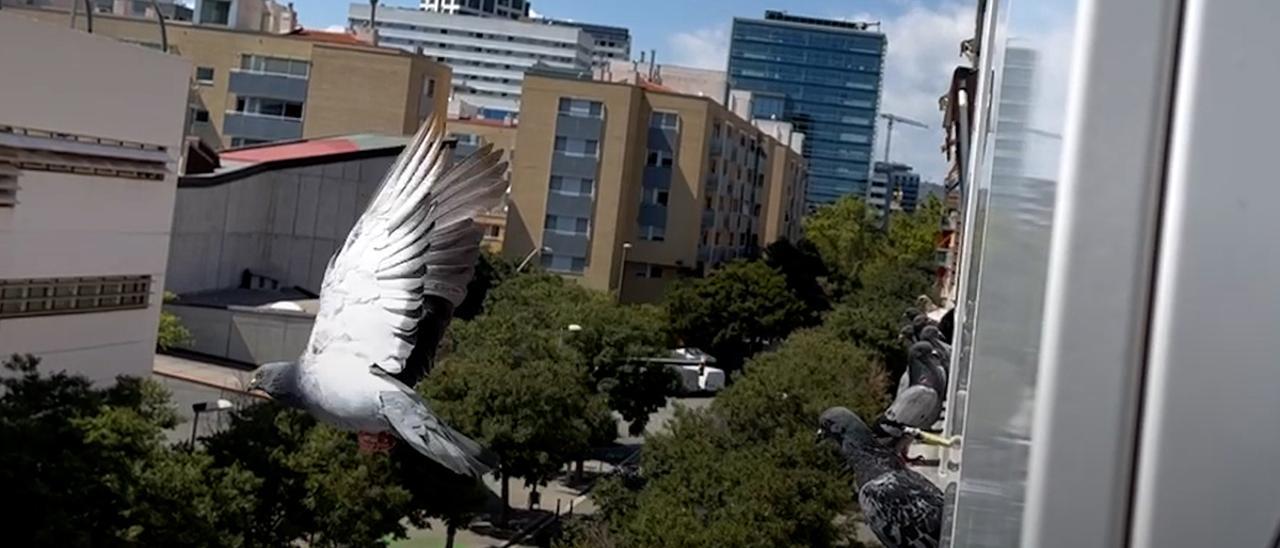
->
left=819, top=406, right=943, bottom=548
left=248, top=117, right=506, bottom=478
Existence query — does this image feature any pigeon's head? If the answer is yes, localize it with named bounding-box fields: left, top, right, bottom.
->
left=909, top=341, right=936, bottom=362
left=911, top=314, right=931, bottom=329
left=248, top=361, right=302, bottom=406
left=817, top=406, right=876, bottom=449
left=921, top=325, right=943, bottom=343
left=901, top=307, right=922, bottom=322
left=898, top=323, right=916, bottom=341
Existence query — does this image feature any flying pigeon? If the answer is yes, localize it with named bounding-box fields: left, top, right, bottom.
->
left=819, top=407, right=943, bottom=548
left=248, top=117, right=506, bottom=478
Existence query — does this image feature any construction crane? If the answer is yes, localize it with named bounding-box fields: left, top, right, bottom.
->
left=879, top=113, right=930, bottom=163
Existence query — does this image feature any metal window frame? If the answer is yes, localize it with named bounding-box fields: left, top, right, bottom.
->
left=1021, top=0, right=1185, bottom=545
left=0, top=275, right=153, bottom=319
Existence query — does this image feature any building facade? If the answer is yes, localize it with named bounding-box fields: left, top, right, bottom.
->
left=15, top=6, right=452, bottom=150
left=420, top=0, right=529, bottom=20
left=727, top=10, right=886, bottom=205
left=867, top=161, right=922, bottom=215
left=0, top=13, right=190, bottom=382
left=503, top=74, right=805, bottom=303
left=350, top=4, right=592, bottom=118
left=597, top=60, right=727, bottom=103
left=544, top=20, right=631, bottom=68
left=193, top=0, right=294, bottom=32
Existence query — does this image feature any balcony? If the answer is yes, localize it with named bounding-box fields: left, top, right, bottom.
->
left=228, top=70, right=309, bottom=102
left=223, top=112, right=303, bottom=143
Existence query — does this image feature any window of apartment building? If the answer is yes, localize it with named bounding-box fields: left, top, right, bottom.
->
left=642, top=187, right=669, bottom=207
left=639, top=223, right=666, bottom=242
left=550, top=175, right=595, bottom=197
left=705, top=196, right=713, bottom=210
left=553, top=137, right=599, bottom=158
left=646, top=150, right=674, bottom=168
left=558, top=98, right=603, bottom=118
left=240, top=54, right=310, bottom=78
left=486, top=225, right=503, bottom=238
left=234, top=97, right=304, bottom=119
left=189, top=107, right=210, bottom=124
left=0, top=275, right=151, bottom=319
left=541, top=253, right=586, bottom=274
left=635, top=264, right=664, bottom=279
left=544, top=214, right=590, bottom=236
left=650, top=111, right=680, bottom=130
left=195, top=66, right=215, bottom=85
left=0, top=164, right=17, bottom=208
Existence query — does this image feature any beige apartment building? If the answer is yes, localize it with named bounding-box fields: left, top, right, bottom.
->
left=504, top=73, right=807, bottom=303
left=12, top=6, right=451, bottom=150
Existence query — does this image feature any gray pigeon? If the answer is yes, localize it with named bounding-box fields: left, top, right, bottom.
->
left=819, top=407, right=943, bottom=548
left=920, top=325, right=951, bottom=365
left=880, top=343, right=946, bottom=454
left=248, top=117, right=506, bottom=477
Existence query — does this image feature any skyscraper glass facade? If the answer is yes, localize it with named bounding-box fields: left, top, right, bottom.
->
left=727, top=12, right=886, bottom=205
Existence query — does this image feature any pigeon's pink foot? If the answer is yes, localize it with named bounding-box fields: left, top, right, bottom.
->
left=358, top=431, right=397, bottom=454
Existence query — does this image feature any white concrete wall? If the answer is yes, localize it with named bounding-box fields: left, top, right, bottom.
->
left=165, top=304, right=313, bottom=364
left=166, top=155, right=395, bottom=295
left=0, top=14, right=191, bottom=383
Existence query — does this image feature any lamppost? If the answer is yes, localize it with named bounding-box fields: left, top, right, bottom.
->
left=517, top=245, right=552, bottom=272
left=615, top=242, right=633, bottom=300
left=189, top=399, right=234, bottom=447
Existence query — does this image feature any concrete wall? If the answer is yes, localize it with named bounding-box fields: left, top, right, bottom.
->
left=166, top=304, right=312, bottom=364
left=166, top=154, right=396, bottom=295
left=0, top=13, right=190, bottom=382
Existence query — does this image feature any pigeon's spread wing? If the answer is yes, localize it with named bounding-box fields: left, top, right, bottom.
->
left=859, top=472, right=944, bottom=548
left=306, top=118, right=507, bottom=381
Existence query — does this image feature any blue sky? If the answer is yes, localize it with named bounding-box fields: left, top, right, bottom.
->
left=299, top=0, right=977, bottom=182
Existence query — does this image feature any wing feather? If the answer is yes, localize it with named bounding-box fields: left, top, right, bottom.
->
left=305, top=117, right=508, bottom=381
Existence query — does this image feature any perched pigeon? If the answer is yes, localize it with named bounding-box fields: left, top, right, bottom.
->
left=819, top=407, right=943, bottom=548
left=249, top=118, right=506, bottom=477
left=880, top=343, right=946, bottom=455
left=920, top=325, right=951, bottom=363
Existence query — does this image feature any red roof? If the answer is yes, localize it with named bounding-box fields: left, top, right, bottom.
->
left=220, top=138, right=361, bottom=163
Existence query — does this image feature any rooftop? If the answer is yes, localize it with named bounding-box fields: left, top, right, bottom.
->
left=759, top=10, right=882, bottom=33
left=182, top=133, right=414, bottom=185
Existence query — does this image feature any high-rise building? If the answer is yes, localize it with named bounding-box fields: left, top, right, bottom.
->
left=349, top=4, right=593, bottom=117
left=867, top=161, right=921, bottom=215
left=543, top=20, right=631, bottom=68
left=14, top=6, right=452, bottom=150
left=503, top=72, right=806, bottom=303
left=0, top=13, right=190, bottom=382
left=420, top=0, right=529, bottom=20
left=727, top=10, right=886, bottom=206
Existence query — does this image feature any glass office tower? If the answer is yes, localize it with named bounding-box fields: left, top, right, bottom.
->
left=727, top=11, right=886, bottom=205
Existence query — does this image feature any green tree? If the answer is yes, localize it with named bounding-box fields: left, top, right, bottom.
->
left=426, top=314, right=606, bottom=519
left=477, top=273, right=674, bottom=435
left=571, top=330, right=886, bottom=548
left=763, top=238, right=832, bottom=322
left=665, top=260, right=808, bottom=372
left=802, top=197, right=882, bottom=292
left=455, top=250, right=519, bottom=321
left=157, top=291, right=193, bottom=351
left=0, top=354, right=259, bottom=547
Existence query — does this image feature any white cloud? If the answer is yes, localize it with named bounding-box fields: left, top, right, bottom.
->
left=666, top=25, right=729, bottom=71
left=873, top=2, right=975, bottom=181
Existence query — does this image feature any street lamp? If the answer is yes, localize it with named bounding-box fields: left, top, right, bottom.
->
left=517, top=245, right=552, bottom=272
left=615, top=242, right=633, bottom=300
left=189, top=398, right=234, bottom=447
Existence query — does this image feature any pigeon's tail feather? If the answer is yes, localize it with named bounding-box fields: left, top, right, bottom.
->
left=380, top=391, right=499, bottom=478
